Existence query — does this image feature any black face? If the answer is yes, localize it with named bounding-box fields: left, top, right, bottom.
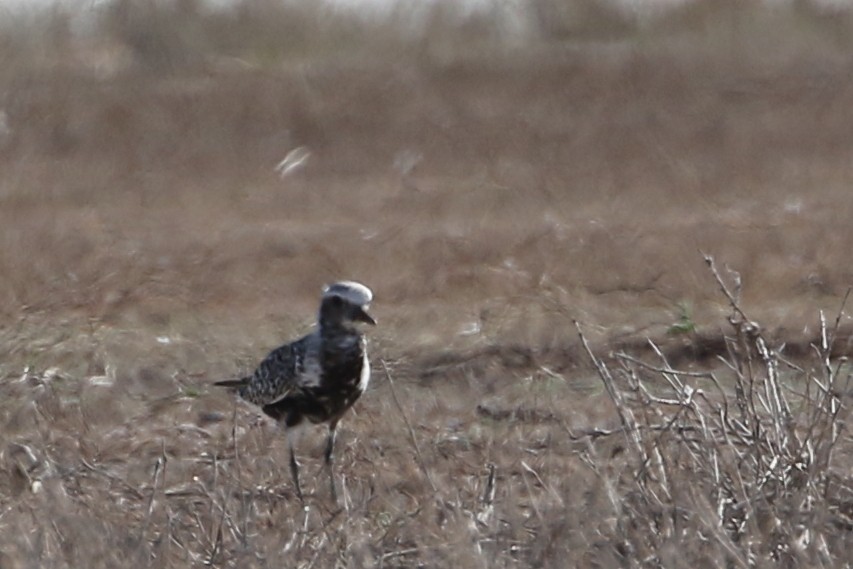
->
left=349, top=303, right=377, bottom=326
left=321, top=295, right=376, bottom=327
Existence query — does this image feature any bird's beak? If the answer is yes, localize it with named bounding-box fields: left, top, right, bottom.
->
left=354, top=306, right=377, bottom=326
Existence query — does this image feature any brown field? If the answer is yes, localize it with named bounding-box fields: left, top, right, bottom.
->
left=0, top=1, right=852, bottom=567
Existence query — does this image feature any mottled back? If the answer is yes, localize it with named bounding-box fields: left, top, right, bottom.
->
left=213, top=280, right=375, bottom=502
left=228, top=281, right=373, bottom=428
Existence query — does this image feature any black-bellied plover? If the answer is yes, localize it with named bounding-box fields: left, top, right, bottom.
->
left=215, top=281, right=375, bottom=502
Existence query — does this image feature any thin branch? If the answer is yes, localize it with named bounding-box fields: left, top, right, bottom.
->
left=380, top=359, right=438, bottom=493
left=702, top=253, right=751, bottom=325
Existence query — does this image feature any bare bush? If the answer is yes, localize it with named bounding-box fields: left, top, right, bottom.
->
left=571, top=256, right=852, bottom=567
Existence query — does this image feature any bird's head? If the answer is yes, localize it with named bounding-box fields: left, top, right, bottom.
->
left=319, top=281, right=376, bottom=329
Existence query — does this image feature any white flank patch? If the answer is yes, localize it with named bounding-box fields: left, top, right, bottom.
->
left=358, top=352, right=371, bottom=392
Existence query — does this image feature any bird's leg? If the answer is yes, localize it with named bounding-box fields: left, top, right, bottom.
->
left=325, top=420, right=339, bottom=503
left=287, top=428, right=303, bottom=503
left=289, top=446, right=303, bottom=503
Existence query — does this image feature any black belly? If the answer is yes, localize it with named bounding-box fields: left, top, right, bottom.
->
left=262, top=384, right=363, bottom=428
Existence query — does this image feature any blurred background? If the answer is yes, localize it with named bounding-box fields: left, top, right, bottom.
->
left=1, top=3, right=852, bottom=362
left=3, top=0, right=853, bottom=366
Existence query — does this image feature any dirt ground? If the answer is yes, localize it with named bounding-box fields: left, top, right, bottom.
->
left=0, top=3, right=852, bottom=566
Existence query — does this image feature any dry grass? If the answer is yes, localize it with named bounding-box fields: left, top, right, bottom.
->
left=0, top=1, right=852, bottom=567
left=570, top=257, right=852, bottom=568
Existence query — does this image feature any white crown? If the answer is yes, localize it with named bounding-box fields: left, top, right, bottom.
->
left=322, top=281, right=373, bottom=306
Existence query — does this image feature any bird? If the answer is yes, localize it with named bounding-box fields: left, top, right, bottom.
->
left=215, top=281, right=376, bottom=502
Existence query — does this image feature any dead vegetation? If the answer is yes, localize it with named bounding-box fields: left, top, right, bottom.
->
left=0, top=0, right=853, bottom=567
left=0, top=259, right=850, bottom=567
left=570, top=257, right=852, bottom=567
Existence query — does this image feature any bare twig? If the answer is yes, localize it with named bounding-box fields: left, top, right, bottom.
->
left=142, top=443, right=167, bottom=534
left=574, top=320, right=645, bottom=459
left=702, top=253, right=751, bottom=325
left=571, top=256, right=851, bottom=565
left=380, top=359, right=438, bottom=493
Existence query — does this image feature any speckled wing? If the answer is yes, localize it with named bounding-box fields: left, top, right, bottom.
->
left=238, top=333, right=321, bottom=406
